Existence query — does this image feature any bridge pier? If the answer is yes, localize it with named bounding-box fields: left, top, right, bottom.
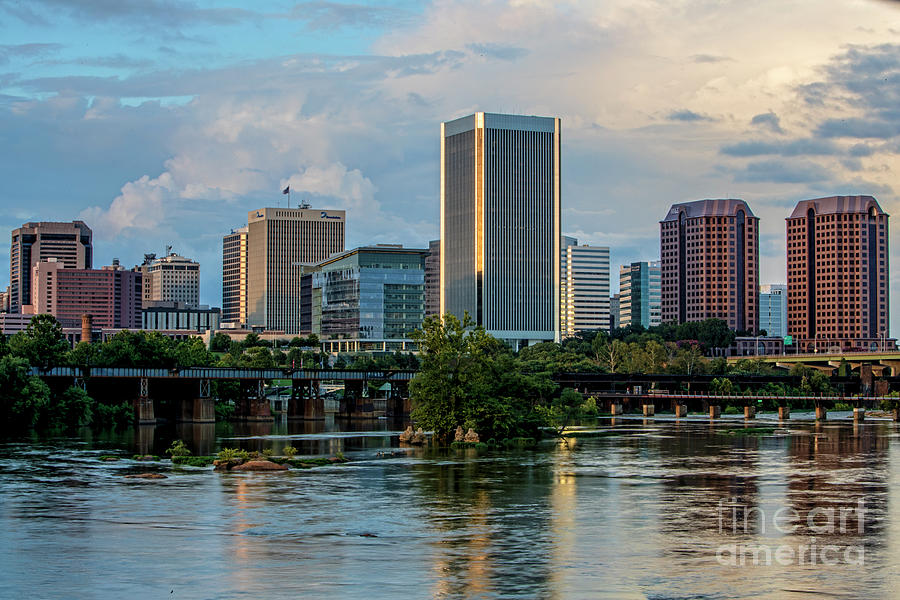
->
left=674, top=404, right=688, bottom=418
left=287, top=380, right=325, bottom=420
left=610, top=403, right=623, bottom=416
left=853, top=407, right=866, bottom=421
left=237, top=380, right=273, bottom=422
left=744, top=405, right=756, bottom=419
left=176, top=379, right=215, bottom=423
left=134, top=377, right=155, bottom=425
left=642, top=403, right=655, bottom=417
left=709, top=405, right=721, bottom=419
left=815, top=405, right=827, bottom=421
left=778, top=406, right=791, bottom=420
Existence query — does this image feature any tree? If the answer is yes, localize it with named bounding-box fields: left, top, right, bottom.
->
left=174, top=338, right=216, bottom=367
left=68, top=341, right=97, bottom=370
left=593, top=335, right=626, bottom=373
left=0, top=355, right=51, bottom=429
left=243, top=332, right=263, bottom=348
left=410, top=313, right=554, bottom=442
left=210, top=333, right=233, bottom=353
left=8, top=314, right=70, bottom=368
left=537, top=387, right=584, bottom=439
left=240, top=346, right=274, bottom=368
left=47, top=386, right=93, bottom=429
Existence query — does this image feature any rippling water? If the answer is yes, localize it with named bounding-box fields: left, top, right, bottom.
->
left=2, top=413, right=899, bottom=599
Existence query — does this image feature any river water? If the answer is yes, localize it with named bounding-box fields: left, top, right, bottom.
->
left=1, top=412, right=898, bottom=599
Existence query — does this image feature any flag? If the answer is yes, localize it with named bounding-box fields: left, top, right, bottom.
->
left=282, top=185, right=290, bottom=195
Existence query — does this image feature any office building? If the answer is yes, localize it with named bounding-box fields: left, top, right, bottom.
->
left=425, top=239, right=440, bottom=317
left=31, top=259, right=141, bottom=329
left=660, top=199, right=760, bottom=332
left=222, top=226, right=248, bottom=326
left=441, top=112, right=561, bottom=348
left=312, top=245, right=427, bottom=353
left=224, top=207, right=344, bottom=334
left=10, top=220, right=92, bottom=313
left=759, top=284, right=787, bottom=339
left=142, top=302, right=220, bottom=332
left=561, top=243, right=610, bottom=337
left=619, top=261, right=662, bottom=329
left=609, top=293, right=620, bottom=331
left=786, top=195, right=890, bottom=352
left=145, top=250, right=200, bottom=307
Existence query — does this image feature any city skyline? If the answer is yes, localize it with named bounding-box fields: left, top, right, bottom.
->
left=2, top=0, right=899, bottom=334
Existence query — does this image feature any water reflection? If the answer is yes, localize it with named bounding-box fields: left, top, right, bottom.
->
left=1, top=419, right=899, bottom=598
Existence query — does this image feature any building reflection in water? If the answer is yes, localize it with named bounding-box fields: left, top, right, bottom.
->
left=411, top=451, right=555, bottom=598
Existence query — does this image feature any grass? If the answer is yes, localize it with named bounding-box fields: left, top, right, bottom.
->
left=171, top=455, right=216, bottom=467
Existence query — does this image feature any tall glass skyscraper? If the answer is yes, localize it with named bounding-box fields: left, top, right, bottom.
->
left=440, top=112, right=561, bottom=348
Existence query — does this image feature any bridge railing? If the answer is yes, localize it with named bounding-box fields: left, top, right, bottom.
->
left=28, top=366, right=418, bottom=381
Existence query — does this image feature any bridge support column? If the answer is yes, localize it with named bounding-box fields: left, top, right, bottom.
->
left=193, top=379, right=215, bottom=423
left=709, top=405, right=721, bottom=419
left=134, top=377, right=155, bottom=425
left=778, top=406, right=790, bottom=420
left=610, top=403, right=623, bottom=416
left=675, top=404, right=688, bottom=418
left=305, top=379, right=324, bottom=420
left=744, top=406, right=756, bottom=419
left=815, top=406, right=827, bottom=421
left=853, top=407, right=865, bottom=421
left=238, top=380, right=273, bottom=422
left=642, top=403, right=655, bottom=417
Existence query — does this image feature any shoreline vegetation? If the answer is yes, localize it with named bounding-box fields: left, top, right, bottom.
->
left=0, top=314, right=895, bottom=442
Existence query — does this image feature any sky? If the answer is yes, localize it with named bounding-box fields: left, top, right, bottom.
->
left=2, top=0, right=899, bottom=335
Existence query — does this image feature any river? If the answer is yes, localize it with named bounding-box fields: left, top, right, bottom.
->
left=1, top=412, right=897, bottom=599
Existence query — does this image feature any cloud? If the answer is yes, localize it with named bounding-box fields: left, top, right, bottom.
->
left=690, top=54, right=731, bottom=64
left=750, top=111, right=783, bottom=134
left=466, top=43, right=529, bottom=61
left=666, top=109, right=713, bottom=122
left=732, top=159, right=831, bottom=184
left=285, top=1, right=409, bottom=31
left=0, top=42, right=62, bottom=64
left=815, top=117, right=900, bottom=139
left=1, top=0, right=258, bottom=29
left=720, top=138, right=839, bottom=157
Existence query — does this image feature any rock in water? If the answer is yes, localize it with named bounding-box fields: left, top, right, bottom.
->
left=124, top=473, right=167, bottom=479
left=464, top=428, right=480, bottom=443
left=411, top=427, right=426, bottom=445
left=230, top=460, right=288, bottom=472
left=454, top=426, right=465, bottom=442
left=399, top=426, right=414, bottom=443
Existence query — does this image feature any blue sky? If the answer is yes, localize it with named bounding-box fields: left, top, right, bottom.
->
left=2, top=0, right=899, bottom=334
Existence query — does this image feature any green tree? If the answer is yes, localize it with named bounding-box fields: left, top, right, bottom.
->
left=210, top=332, right=233, bottom=353
left=8, top=314, right=70, bottom=368
left=243, top=332, right=263, bottom=348
left=48, top=386, right=93, bottom=429
left=537, top=387, right=584, bottom=438
left=593, top=336, right=626, bottom=373
left=174, top=337, right=215, bottom=367
left=67, top=341, right=97, bottom=370
left=240, top=346, right=274, bottom=368
left=0, top=355, right=51, bottom=429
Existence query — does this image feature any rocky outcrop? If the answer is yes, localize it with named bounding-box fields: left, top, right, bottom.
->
left=463, top=429, right=480, bottom=443
left=411, top=428, right=426, bottom=445
left=399, top=426, right=414, bottom=443
left=454, top=426, right=465, bottom=442
left=229, top=460, right=288, bottom=472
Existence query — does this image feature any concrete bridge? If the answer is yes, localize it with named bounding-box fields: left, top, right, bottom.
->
left=727, top=350, right=900, bottom=377
left=589, top=391, right=895, bottom=422
left=31, top=367, right=415, bottom=424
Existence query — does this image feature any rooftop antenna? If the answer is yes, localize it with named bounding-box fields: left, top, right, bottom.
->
left=165, top=244, right=173, bottom=257
left=298, top=191, right=311, bottom=210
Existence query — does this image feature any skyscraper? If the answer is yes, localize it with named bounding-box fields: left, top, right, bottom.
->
left=244, top=207, right=344, bottom=333
left=660, top=199, right=759, bottom=332
left=786, top=195, right=890, bottom=352
left=222, top=226, right=248, bottom=326
left=10, top=221, right=92, bottom=313
left=561, top=243, right=610, bottom=337
left=147, top=250, right=200, bottom=307
left=619, top=261, right=661, bottom=329
left=759, top=284, right=787, bottom=339
left=440, top=112, right=561, bottom=348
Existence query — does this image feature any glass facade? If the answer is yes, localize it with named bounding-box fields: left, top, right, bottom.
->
left=313, top=247, right=426, bottom=343
left=759, top=284, right=787, bottom=339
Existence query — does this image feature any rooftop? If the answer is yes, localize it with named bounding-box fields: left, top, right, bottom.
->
left=788, top=195, right=887, bottom=218
left=662, top=199, right=755, bottom=221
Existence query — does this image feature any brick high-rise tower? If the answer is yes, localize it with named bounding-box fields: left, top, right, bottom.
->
left=786, top=195, right=890, bottom=352
left=660, top=199, right=759, bottom=332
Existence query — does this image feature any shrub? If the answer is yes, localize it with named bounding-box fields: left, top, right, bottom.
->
left=283, top=446, right=298, bottom=458
left=166, top=440, right=191, bottom=457
left=217, top=448, right=249, bottom=462
left=723, top=405, right=741, bottom=414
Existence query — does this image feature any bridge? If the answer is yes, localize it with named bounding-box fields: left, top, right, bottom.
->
left=727, top=350, right=900, bottom=378
left=31, top=367, right=416, bottom=424
left=29, top=366, right=899, bottom=425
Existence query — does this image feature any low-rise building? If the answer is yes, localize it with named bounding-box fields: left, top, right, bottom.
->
left=142, top=301, right=221, bottom=332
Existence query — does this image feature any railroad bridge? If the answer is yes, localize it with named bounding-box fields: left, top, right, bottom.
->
left=31, top=367, right=415, bottom=424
